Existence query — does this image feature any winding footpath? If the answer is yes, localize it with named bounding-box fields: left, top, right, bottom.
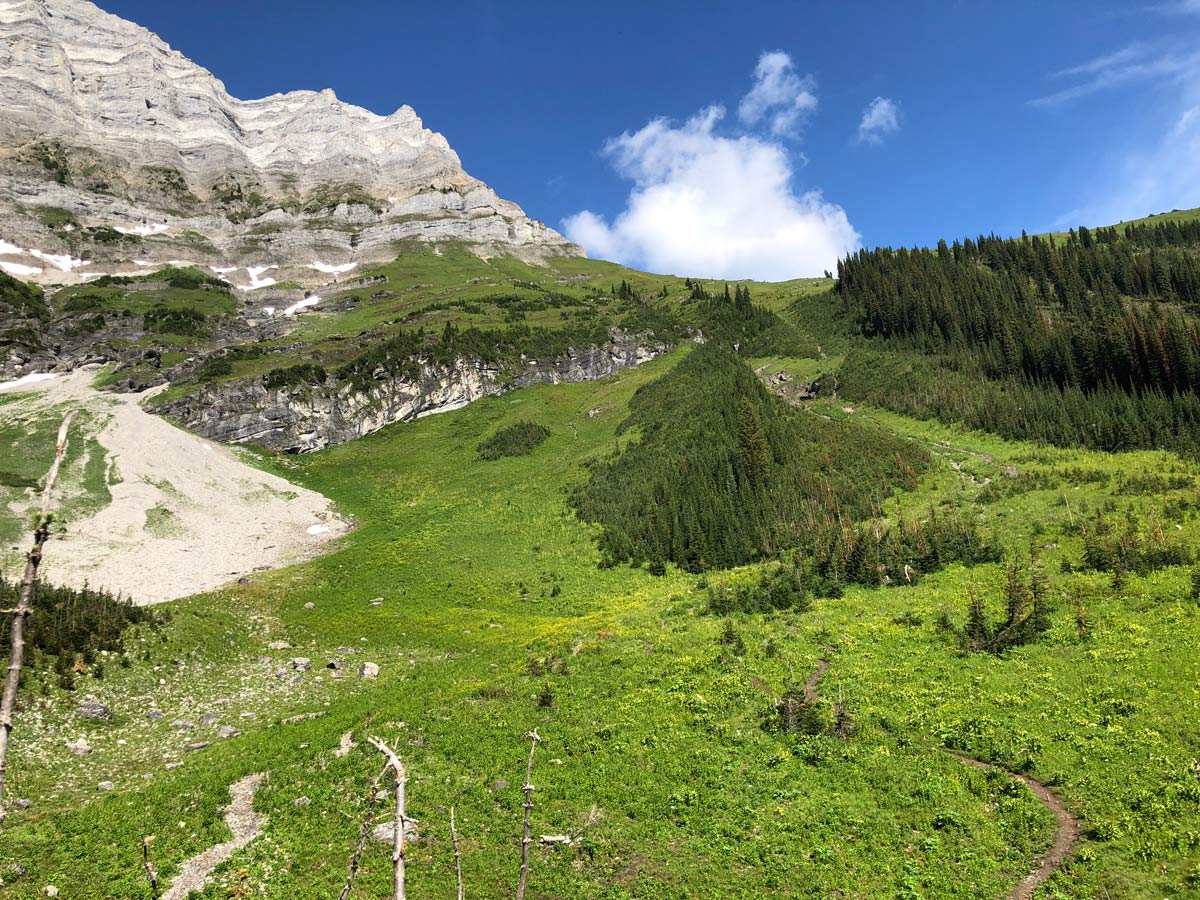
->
left=799, top=654, right=1079, bottom=900
left=161, top=773, right=265, bottom=900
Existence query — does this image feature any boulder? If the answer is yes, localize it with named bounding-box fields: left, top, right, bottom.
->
left=76, top=700, right=111, bottom=721
left=65, top=737, right=92, bottom=755
left=371, top=820, right=420, bottom=843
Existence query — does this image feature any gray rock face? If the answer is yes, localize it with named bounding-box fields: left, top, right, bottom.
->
left=0, top=0, right=582, bottom=284
left=161, top=330, right=665, bottom=452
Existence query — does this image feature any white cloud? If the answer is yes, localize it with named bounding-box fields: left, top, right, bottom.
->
left=737, top=51, right=818, bottom=137
left=1043, top=35, right=1200, bottom=226
left=857, top=97, right=901, bottom=145
left=1030, top=41, right=1200, bottom=107
left=1074, top=102, right=1200, bottom=225
left=563, top=105, right=859, bottom=280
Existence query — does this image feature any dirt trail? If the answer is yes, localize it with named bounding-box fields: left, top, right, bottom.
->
left=950, top=754, right=1080, bottom=900
left=0, top=371, right=349, bottom=603
left=161, top=773, right=265, bottom=900
left=804, top=654, right=1078, bottom=900
left=802, top=655, right=829, bottom=703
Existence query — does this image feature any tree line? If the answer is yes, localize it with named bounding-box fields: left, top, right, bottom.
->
left=831, top=219, right=1200, bottom=451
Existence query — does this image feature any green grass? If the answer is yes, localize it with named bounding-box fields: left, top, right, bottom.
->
left=1044, top=206, right=1200, bottom=245
left=2, top=330, right=1199, bottom=898
left=0, top=399, right=112, bottom=554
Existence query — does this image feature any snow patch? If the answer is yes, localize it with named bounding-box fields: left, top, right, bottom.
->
left=243, top=265, right=279, bottom=291
left=0, top=261, right=42, bottom=277
left=115, top=223, right=170, bottom=237
left=0, top=239, right=22, bottom=255
left=282, top=296, right=319, bottom=317
left=211, top=266, right=238, bottom=275
left=308, top=261, right=358, bottom=275
left=306, top=524, right=330, bottom=535
left=28, top=249, right=88, bottom=272
left=262, top=307, right=276, bottom=317
left=0, top=372, right=59, bottom=392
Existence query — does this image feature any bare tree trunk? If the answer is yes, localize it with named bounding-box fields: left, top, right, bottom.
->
left=451, top=805, right=464, bottom=900
left=339, top=764, right=388, bottom=900
left=516, top=730, right=541, bottom=900
left=0, top=410, right=76, bottom=827
left=369, top=737, right=408, bottom=900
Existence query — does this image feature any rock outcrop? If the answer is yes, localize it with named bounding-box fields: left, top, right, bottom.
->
left=161, top=331, right=664, bottom=452
left=0, top=0, right=581, bottom=285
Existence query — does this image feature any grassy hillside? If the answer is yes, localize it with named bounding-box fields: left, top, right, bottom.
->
left=2, top=240, right=1200, bottom=898
left=1, top=342, right=1198, bottom=898
left=1044, top=206, right=1200, bottom=245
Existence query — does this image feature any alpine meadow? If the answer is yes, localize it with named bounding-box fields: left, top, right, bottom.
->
left=1, top=2, right=1200, bottom=899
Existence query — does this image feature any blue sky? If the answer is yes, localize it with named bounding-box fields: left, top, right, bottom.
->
left=99, top=0, right=1200, bottom=278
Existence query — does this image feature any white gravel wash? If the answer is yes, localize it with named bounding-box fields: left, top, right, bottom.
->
left=0, top=370, right=349, bottom=604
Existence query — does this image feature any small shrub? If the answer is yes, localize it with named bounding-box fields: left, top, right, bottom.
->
left=477, top=421, right=550, bottom=461
left=143, top=305, right=207, bottom=336
left=263, top=363, right=328, bottom=390
left=197, top=357, right=233, bottom=379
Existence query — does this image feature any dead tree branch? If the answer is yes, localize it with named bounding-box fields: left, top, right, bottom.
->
left=516, top=729, right=541, bottom=900
left=339, top=763, right=388, bottom=900
left=141, top=835, right=159, bottom=898
left=0, top=409, right=76, bottom=827
left=369, top=736, right=409, bottom=900
left=451, top=805, right=464, bottom=900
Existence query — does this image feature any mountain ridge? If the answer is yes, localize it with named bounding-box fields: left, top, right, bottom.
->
left=0, top=0, right=581, bottom=285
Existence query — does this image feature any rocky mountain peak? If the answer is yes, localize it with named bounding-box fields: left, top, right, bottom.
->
left=0, top=0, right=581, bottom=285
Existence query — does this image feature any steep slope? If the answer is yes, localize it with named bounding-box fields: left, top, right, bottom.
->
left=0, top=0, right=580, bottom=285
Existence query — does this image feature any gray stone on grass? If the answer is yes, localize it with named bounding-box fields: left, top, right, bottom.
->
left=76, top=700, right=110, bottom=721
left=371, top=820, right=419, bottom=843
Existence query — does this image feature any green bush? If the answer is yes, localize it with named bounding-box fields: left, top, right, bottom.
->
left=143, top=305, right=207, bottom=336
left=263, top=363, right=328, bottom=390
left=477, top=421, right=550, bottom=460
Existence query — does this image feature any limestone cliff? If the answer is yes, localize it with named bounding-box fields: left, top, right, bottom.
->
left=159, top=331, right=664, bottom=452
left=0, top=0, right=581, bottom=285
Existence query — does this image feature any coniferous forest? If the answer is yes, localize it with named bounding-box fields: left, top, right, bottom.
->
left=832, top=219, right=1200, bottom=451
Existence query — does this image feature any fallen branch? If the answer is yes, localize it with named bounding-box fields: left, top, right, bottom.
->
left=0, top=410, right=76, bottom=827
left=141, top=835, right=159, bottom=899
left=369, top=736, right=409, bottom=900
left=516, top=730, right=541, bottom=900
left=339, top=764, right=388, bottom=900
left=451, top=805, right=464, bottom=900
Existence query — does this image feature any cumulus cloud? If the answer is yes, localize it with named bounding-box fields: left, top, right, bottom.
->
left=562, top=104, right=859, bottom=280
left=737, top=51, right=818, bottom=137
left=857, top=97, right=901, bottom=144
